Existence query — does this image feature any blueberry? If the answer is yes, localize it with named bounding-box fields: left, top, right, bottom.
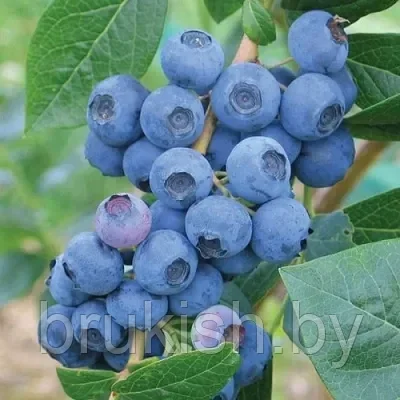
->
left=169, top=263, right=224, bottom=317
left=293, top=124, right=355, bottom=188
left=134, top=230, right=198, bottom=295
left=269, top=66, right=296, bottom=88
left=63, top=232, right=124, bottom=296
left=328, top=67, right=358, bottom=113
left=258, top=121, right=301, bottom=163
left=103, top=332, right=132, bottom=372
left=288, top=11, right=349, bottom=74
left=140, top=85, right=205, bottom=149
left=185, top=196, right=252, bottom=259
left=280, top=73, right=345, bottom=141
left=211, top=63, right=281, bottom=133
left=205, top=125, right=240, bottom=171
left=71, top=299, right=124, bottom=352
left=191, top=305, right=243, bottom=350
left=45, top=254, right=90, bottom=307
left=95, top=193, right=152, bottom=248
left=251, top=197, right=311, bottom=263
left=226, top=137, right=291, bottom=204
left=87, top=75, right=149, bottom=147
left=123, top=138, right=164, bottom=192
left=234, top=320, right=272, bottom=387
left=144, top=330, right=166, bottom=358
left=106, top=279, right=168, bottom=329
left=150, top=148, right=213, bottom=210
left=211, top=247, right=260, bottom=276
left=38, top=304, right=99, bottom=368
left=161, top=30, right=225, bottom=95
left=213, top=378, right=235, bottom=400
left=150, top=200, right=186, bottom=235
left=84, top=131, right=125, bottom=177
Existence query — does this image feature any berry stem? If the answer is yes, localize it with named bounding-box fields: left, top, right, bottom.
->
left=269, top=294, right=289, bottom=335
left=213, top=175, right=231, bottom=197
left=267, top=56, right=294, bottom=69
left=279, top=83, right=288, bottom=91
left=220, top=176, right=230, bottom=185
left=215, top=171, right=228, bottom=178
left=303, top=185, right=315, bottom=218
left=192, top=34, right=258, bottom=155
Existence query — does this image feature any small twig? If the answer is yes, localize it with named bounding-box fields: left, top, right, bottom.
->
left=314, top=140, right=390, bottom=213
left=213, top=175, right=231, bottom=197
left=269, top=294, right=289, bottom=335
left=220, top=176, right=230, bottom=185
left=215, top=171, right=228, bottom=178
left=199, top=93, right=210, bottom=101
left=267, top=56, right=294, bottom=69
left=279, top=83, right=288, bottom=91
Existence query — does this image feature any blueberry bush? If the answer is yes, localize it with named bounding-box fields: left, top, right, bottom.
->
left=7, top=0, right=400, bottom=399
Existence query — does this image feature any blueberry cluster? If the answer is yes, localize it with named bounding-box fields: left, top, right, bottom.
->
left=39, top=10, right=357, bottom=399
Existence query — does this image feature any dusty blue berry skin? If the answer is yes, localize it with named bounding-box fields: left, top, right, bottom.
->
left=280, top=73, right=345, bottom=141
left=63, top=232, right=124, bottom=296
left=123, top=138, right=164, bottom=192
left=140, top=85, right=205, bottom=149
left=85, top=131, right=125, bottom=177
left=71, top=299, right=124, bottom=352
left=214, top=378, right=235, bottom=400
left=150, top=200, right=186, bottom=235
left=270, top=66, right=296, bottom=88
left=150, top=148, right=213, bottom=210
left=293, top=124, right=355, bottom=188
left=144, top=331, right=165, bottom=358
left=211, top=247, right=260, bottom=276
left=289, top=11, right=349, bottom=74
left=258, top=121, right=301, bottom=163
left=161, top=30, right=225, bottom=95
left=234, top=320, right=272, bottom=387
left=38, top=304, right=100, bottom=368
left=106, top=279, right=168, bottom=329
left=134, top=230, right=198, bottom=295
left=87, top=75, right=149, bottom=147
left=169, top=263, right=224, bottom=317
left=205, top=125, right=240, bottom=171
left=211, top=63, right=281, bottom=133
left=252, top=197, right=310, bottom=263
left=103, top=333, right=131, bottom=372
left=328, top=67, right=357, bottom=113
left=226, top=137, right=291, bottom=204
left=46, top=254, right=90, bottom=307
left=185, top=196, right=252, bottom=259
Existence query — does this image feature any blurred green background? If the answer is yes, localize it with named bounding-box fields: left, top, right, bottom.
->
left=0, top=1, right=399, bottom=399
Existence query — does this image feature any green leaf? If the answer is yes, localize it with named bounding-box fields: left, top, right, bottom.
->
left=234, top=261, right=283, bottom=306
left=112, top=344, right=241, bottom=400
left=346, top=123, right=400, bottom=141
left=127, top=357, right=160, bottom=373
left=345, top=188, right=400, bottom=245
left=25, top=0, right=168, bottom=134
left=57, top=368, right=118, bottom=400
left=242, top=0, right=276, bottom=46
left=238, top=359, right=273, bottom=400
left=0, top=252, right=46, bottom=306
left=280, top=239, right=400, bottom=400
left=220, top=281, right=253, bottom=314
left=283, top=299, right=305, bottom=351
left=281, top=0, right=398, bottom=23
left=304, top=211, right=356, bottom=261
left=204, top=0, right=244, bottom=22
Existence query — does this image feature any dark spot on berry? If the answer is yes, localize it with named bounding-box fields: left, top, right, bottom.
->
left=300, top=238, right=308, bottom=251
left=165, top=258, right=190, bottom=286
left=90, top=94, right=115, bottom=123
left=165, top=172, right=196, bottom=201
left=167, top=107, right=194, bottom=136
left=230, top=82, right=261, bottom=115
left=327, top=17, right=348, bottom=44
left=63, top=262, right=76, bottom=282
left=262, top=150, right=287, bottom=180
left=49, top=259, right=56, bottom=270
left=344, top=229, right=350, bottom=235
left=308, top=228, right=314, bottom=235
left=181, top=30, right=212, bottom=48
left=197, top=236, right=227, bottom=259
left=45, top=274, right=52, bottom=286
left=318, top=104, right=343, bottom=134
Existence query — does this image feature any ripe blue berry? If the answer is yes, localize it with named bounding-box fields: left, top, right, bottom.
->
left=150, top=148, right=213, bottom=210
left=169, top=263, right=224, bottom=317
left=234, top=320, right=272, bottom=387
left=280, top=73, right=345, bottom=140
left=214, top=378, right=235, bottom=400
left=145, top=330, right=166, bottom=358
left=150, top=200, right=186, bottom=235
left=289, top=11, right=349, bottom=74
left=211, top=63, right=281, bottom=133
left=46, top=254, right=90, bottom=307
left=270, top=66, right=296, bottom=88
left=63, top=232, right=124, bottom=296
left=161, top=30, right=225, bottom=95
left=95, top=193, right=151, bottom=248
left=293, top=124, right=355, bottom=188
left=191, top=305, right=243, bottom=350
left=140, top=85, right=205, bottom=149
left=134, top=230, right=198, bottom=295
left=211, top=247, right=260, bottom=276
left=103, top=333, right=131, bottom=372
left=87, top=75, right=149, bottom=147
left=123, top=138, right=164, bottom=192
left=328, top=67, right=358, bottom=113
left=38, top=304, right=99, bottom=368
left=85, top=131, right=125, bottom=177
left=185, top=196, right=252, bottom=259
left=71, top=299, right=124, bottom=352
left=106, top=279, right=168, bottom=329
left=252, top=198, right=311, bottom=263
left=226, top=137, right=291, bottom=204
left=205, top=125, right=240, bottom=171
